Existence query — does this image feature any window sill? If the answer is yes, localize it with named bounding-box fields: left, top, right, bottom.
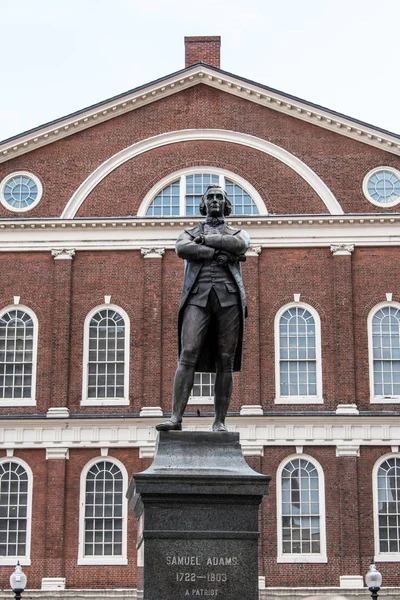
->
left=277, top=554, right=327, bottom=563
left=371, top=397, right=400, bottom=404
left=77, top=557, right=128, bottom=565
left=0, top=399, right=36, bottom=407
left=0, top=558, right=31, bottom=566
left=81, top=399, right=129, bottom=406
left=188, top=396, right=214, bottom=405
left=275, top=397, right=324, bottom=405
left=374, top=553, right=400, bottom=562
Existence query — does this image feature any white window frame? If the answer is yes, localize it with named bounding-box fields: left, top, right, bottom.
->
left=81, top=304, right=130, bottom=406
left=77, top=456, right=128, bottom=565
left=0, top=171, right=43, bottom=213
left=274, top=302, right=323, bottom=404
left=137, top=166, right=267, bottom=216
left=0, top=457, right=33, bottom=566
left=362, top=166, right=400, bottom=208
left=0, top=305, right=38, bottom=407
left=188, top=372, right=215, bottom=405
left=368, top=301, right=400, bottom=404
left=276, top=453, right=327, bottom=563
left=373, top=453, right=400, bottom=562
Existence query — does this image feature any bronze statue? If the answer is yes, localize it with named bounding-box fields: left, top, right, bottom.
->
left=156, top=185, right=250, bottom=432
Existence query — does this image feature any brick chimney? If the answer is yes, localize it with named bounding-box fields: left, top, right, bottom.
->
left=184, top=36, right=221, bottom=68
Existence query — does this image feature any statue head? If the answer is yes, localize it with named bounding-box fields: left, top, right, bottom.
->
left=199, top=185, right=232, bottom=217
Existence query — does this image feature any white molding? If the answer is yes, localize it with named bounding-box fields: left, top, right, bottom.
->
left=247, top=245, right=262, bottom=257
left=46, top=447, right=69, bottom=460
left=61, top=129, right=342, bottom=218
left=77, top=456, right=128, bottom=565
left=368, top=302, right=400, bottom=404
left=46, top=407, right=70, bottom=418
left=81, top=304, right=130, bottom=405
left=51, top=248, right=75, bottom=260
left=0, top=415, right=400, bottom=453
left=0, top=304, right=38, bottom=406
left=339, top=576, right=364, bottom=589
left=362, top=166, right=400, bottom=208
left=274, top=302, right=323, bottom=404
left=140, top=247, right=165, bottom=258
left=41, top=578, right=66, bottom=591
left=386, top=293, right=393, bottom=302
left=0, top=171, right=43, bottom=213
left=335, top=404, right=359, bottom=415
left=0, top=456, right=33, bottom=566
left=276, top=453, right=327, bottom=563
left=13, top=296, right=20, bottom=305
left=336, top=445, right=360, bottom=457
left=136, top=166, right=267, bottom=216
left=240, top=405, right=263, bottom=415
left=139, top=406, right=163, bottom=417
left=3, top=215, right=400, bottom=252
left=1, top=65, right=399, bottom=164
left=330, top=243, right=355, bottom=256
left=372, top=452, right=400, bottom=562
left=188, top=396, right=213, bottom=406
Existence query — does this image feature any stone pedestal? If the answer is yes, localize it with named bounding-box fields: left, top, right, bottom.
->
left=128, top=431, right=270, bottom=600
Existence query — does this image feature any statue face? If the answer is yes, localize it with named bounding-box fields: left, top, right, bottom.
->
left=205, top=187, right=225, bottom=217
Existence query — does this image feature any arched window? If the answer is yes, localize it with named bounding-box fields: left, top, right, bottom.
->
left=373, top=455, right=400, bottom=559
left=78, top=458, right=128, bottom=565
left=369, top=304, right=400, bottom=402
left=82, top=305, right=130, bottom=406
left=277, top=455, right=327, bottom=563
left=275, top=304, right=323, bottom=404
left=0, top=459, right=32, bottom=565
left=0, top=306, right=38, bottom=406
left=138, top=167, right=266, bottom=217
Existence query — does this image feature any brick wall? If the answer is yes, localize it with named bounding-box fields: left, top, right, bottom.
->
left=1, top=86, right=399, bottom=219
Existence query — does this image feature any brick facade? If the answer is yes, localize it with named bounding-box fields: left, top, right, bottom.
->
left=0, top=37, right=399, bottom=596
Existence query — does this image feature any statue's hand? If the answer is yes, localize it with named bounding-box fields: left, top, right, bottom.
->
left=215, top=250, right=237, bottom=266
left=193, top=235, right=205, bottom=244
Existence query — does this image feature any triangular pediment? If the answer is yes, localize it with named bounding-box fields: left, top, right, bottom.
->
left=1, top=63, right=399, bottom=163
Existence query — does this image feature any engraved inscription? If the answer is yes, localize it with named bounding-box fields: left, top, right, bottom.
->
left=165, top=554, right=238, bottom=598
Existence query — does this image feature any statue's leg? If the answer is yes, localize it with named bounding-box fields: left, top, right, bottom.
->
left=213, top=302, right=241, bottom=432
left=156, top=304, right=210, bottom=431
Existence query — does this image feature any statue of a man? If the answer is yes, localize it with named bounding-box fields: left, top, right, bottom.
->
left=157, top=184, right=250, bottom=432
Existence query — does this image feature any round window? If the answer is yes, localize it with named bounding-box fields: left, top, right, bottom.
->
left=0, top=172, right=43, bottom=212
left=363, top=167, right=400, bottom=207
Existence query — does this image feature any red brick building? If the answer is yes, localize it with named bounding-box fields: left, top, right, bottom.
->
left=0, top=36, right=399, bottom=598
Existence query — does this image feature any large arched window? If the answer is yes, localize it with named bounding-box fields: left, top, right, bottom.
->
left=82, top=305, right=130, bottom=406
left=138, top=167, right=266, bottom=217
left=275, top=303, right=323, bottom=404
left=0, top=306, right=38, bottom=406
left=0, top=459, right=32, bottom=565
left=277, top=455, right=327, bottom=563
left=78, top=458, right=128, bottom=565
left=369, top=303, right=400, bottom=402
left=373, top=454, right=400, bottom=560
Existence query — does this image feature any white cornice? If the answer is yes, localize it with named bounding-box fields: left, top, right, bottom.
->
left=0, top=414, right=399, bottom=458
left=0, top=214, right=400, bottom=251
left=0, top=65, right=399, bottom=164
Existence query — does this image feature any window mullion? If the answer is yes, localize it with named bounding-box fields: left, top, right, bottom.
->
left=180, top=175, right=186, bottom=215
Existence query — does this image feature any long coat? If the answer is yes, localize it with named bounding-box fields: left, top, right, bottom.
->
left=175, top=222, right=250, bottom=373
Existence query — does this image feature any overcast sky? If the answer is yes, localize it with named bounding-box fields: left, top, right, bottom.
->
left=1, top=0, right=399, bottom=142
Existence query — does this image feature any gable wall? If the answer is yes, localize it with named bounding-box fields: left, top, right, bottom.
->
left=0, top=86, right=399, bottom=218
